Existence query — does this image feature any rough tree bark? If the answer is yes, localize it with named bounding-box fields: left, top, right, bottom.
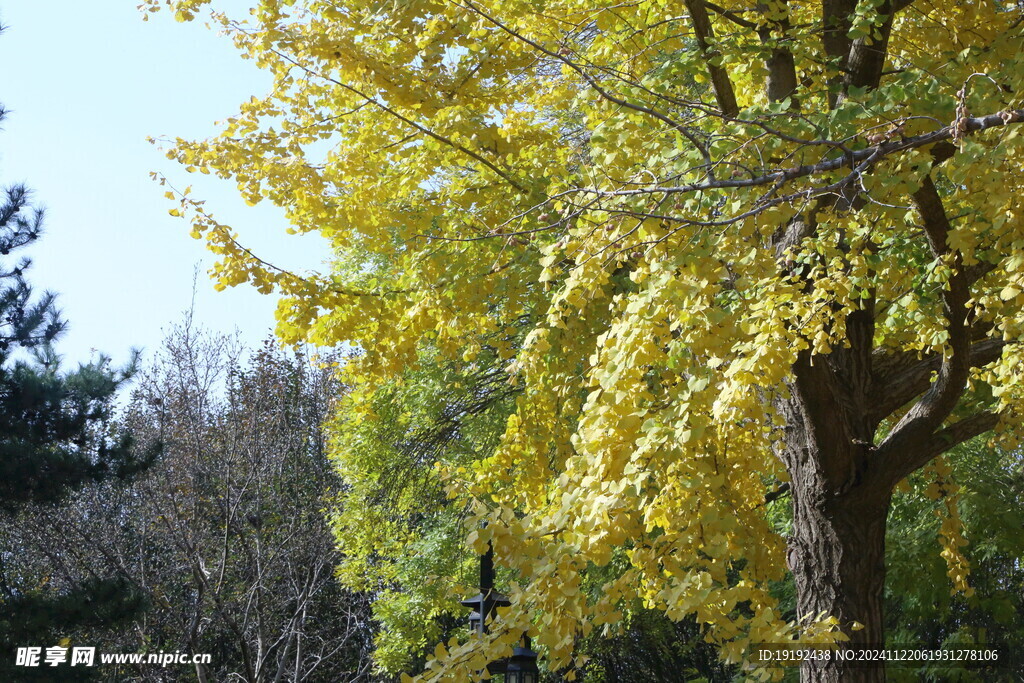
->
left=789, top=489, right=890, bottom=682
left=755, top=2, right=1007, bottom=678
left=777, top=344, right=891, bottom=681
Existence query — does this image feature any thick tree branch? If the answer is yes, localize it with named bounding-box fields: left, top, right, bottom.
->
left=889, top=411, right=1000, bottom=486
left=845, top=0, right=894, bottom=91
left=875, top=175, right=973, bottom=468
left=762, top=481, right=791, bottom=505
left=868, top=338, right=1007, bottom=426
left=758, top=0, right=799, bottom=104
left=963, top=260, right=998, bottom=285
left=930, top=140, right=957, bottom=166
left=704, top=1, right=759, bottom=29
left=563, top=109, right=1024, bottom=200
left=822, top=0, right=856, bottom=106
left=684, top=0, right=740, bottom=117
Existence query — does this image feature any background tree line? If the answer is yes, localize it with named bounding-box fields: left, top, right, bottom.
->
left=0, top=317, right=384, bottom=681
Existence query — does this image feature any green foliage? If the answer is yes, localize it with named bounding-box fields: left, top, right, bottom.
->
left=0, top=578, right=148, bottom=682
left=577, top=609, right=737, bottom=683
left=0, top=351, right=150, bottom=512
left=329, top=348, right=517, bottom=673
left=885, top=441, right=1024, bottom=681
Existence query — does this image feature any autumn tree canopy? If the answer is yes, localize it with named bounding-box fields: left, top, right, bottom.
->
left=148, top=0, right=1024, bottom=679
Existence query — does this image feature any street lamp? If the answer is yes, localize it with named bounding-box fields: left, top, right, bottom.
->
left=504, top=637, right=540, bottom=683
left=461, top=543, right=540, bottom=682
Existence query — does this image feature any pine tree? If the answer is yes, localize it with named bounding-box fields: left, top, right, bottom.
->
left=0, top=155, right=148, bottom=512
left=0, top=83, right=154, bottom=677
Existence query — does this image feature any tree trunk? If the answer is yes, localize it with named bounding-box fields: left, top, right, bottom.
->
left=789, top=483, right=890, bottom=682
left=777, top=342, right=892, bottom=682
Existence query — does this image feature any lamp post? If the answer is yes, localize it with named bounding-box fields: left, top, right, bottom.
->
left=459, top=543, right=510, bottom=637
left=461, top=543, right=540, bottom=682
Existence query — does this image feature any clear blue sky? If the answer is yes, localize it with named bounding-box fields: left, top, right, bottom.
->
left=0, top=3, right=329, bottom=368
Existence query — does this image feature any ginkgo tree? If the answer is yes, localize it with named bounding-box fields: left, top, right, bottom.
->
left=145, top=0, right=1024, bottom=680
